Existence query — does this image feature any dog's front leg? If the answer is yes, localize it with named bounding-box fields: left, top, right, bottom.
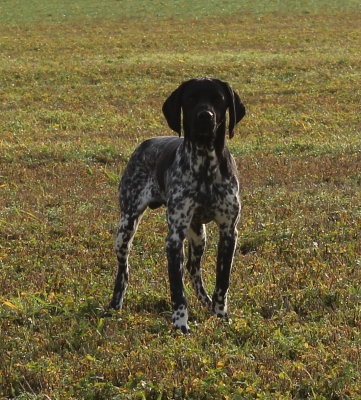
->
left=166, top=197, right=194, bottom=334
left=212, top=224, right=238, bottom=318
left=166, top=233, right=189, bottom=333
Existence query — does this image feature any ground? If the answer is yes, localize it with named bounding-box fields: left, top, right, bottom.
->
left=0, top=1, right=360, bottom=399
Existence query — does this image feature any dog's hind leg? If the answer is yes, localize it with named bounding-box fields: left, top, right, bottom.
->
left=109, top=167, right=153, bottom=310
left=186, top=222, right=212, bottom=308
left=109, top=206, right=145, bottom=310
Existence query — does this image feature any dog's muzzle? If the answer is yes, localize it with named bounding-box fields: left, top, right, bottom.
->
left=193, top=109, right=216, bottom=141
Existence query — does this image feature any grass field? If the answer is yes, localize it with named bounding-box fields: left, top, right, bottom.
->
left=1, top=1, right=360, bottom=399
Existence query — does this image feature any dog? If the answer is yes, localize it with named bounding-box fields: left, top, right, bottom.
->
left=109, top=77, right=246, bottom=333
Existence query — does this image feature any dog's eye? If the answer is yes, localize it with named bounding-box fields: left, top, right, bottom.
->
left=185, top=95, right=196, bottom=105
left=213, top=94, right=224, bottom=103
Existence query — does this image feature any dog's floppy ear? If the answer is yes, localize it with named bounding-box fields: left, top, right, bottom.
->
left=162, top=82, right=188, bottom=136
left=223, top=82, right=246, bottom=138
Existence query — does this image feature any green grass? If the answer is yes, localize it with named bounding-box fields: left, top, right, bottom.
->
left=1, top=1, right=360, bottom=399
left=1, top=0, right=360, bottom=24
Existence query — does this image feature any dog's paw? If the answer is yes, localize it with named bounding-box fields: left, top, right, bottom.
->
left=109, top=297, right=123, bottom=311
left=172, top=304, right=189, bottom=334
left=177, top=324, right=190, bottom=334
left=212, top=302, right=228, bottom=318
left=201, top=295, right=212, bottom=309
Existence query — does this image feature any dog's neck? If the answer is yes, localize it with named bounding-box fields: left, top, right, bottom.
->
left=179, top=142, right=218, bottom=206
left=187, top=143, right=219, bottom=182
left=182, top=122, right=232, bottom=181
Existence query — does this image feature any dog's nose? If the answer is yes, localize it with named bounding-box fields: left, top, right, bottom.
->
left=197, top=110, right=214, bottom=121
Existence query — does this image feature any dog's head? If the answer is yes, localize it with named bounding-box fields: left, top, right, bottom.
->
left=162, top=78, right=245, bottom=146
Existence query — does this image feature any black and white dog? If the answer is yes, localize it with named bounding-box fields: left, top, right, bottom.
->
left=110, top=78, right=246, bottom=333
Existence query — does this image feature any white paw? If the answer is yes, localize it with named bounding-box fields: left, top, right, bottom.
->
left=213, top=302, right=228, bottom=318
left=172, top=305, right=189, bottom=334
